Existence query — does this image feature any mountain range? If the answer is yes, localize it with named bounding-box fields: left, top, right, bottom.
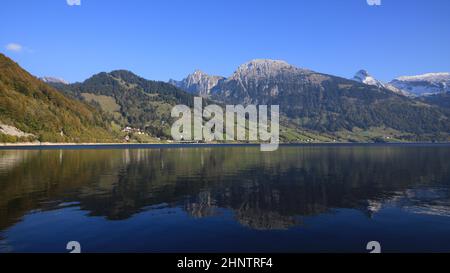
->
left=351, top=69, right=450, bottom=97
left=170, top=59, right=450, bottom=141
left=1, top=53, right=450, bottom=143
left=389, top=73, right=450, bottom=96
left=174, top=63, right=450, bottom=99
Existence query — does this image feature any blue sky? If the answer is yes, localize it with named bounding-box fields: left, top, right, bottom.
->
left=1, top=0, right=449, bottom=83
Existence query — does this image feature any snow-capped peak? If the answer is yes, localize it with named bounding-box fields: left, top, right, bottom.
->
left=389, top=72, right=450, bottom=96
left=396, top=72, right=450, bottom=82
left=352, top=69, right=385, bottom=88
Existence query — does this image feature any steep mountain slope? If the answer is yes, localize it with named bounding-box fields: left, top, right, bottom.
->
left=0, top=54, right=118, bottom=143
left=57, top=70, right=196, bottom=139
left=389, top=73, right=450, bottom=96
left=209, top=59, right=450, bottom=140
left=169, top=70, right=225, bottom=97
left=418, top=92, right=450, bottom=110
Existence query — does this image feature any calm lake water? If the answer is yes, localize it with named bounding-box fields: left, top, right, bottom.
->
left=1, top=144, right=450, bottom=253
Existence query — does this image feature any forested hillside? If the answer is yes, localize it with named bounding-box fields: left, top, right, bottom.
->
left=0, top=54, right=118, bottom=143
left=57, top=70, right=196, bottom=139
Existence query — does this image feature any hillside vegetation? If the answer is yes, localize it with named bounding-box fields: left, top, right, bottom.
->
left=0, top=54, right=118, bottom=143
left=57, top=70, right=197, bottom=139
left=2, top=54, right=450, bottom=144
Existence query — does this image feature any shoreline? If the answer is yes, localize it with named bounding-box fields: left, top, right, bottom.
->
left=1, top=141, right=450, bottom=150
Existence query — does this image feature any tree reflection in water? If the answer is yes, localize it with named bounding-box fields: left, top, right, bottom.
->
left=1, top=145, right=450, bottom=232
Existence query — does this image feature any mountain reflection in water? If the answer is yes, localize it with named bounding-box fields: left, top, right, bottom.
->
left=1, top=145, right=450, bottom=252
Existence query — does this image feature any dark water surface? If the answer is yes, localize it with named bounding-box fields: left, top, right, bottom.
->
left=1, top=144, right=450, bottom=253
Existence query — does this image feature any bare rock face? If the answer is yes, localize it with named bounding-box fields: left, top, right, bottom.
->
left=211, top=59, right=326, bottom=104
left=170, top=59, right=315, bottom=101
left=0, top=123, right=34, bottom=138
left=169, top=70, right=225, bottom=97
left=230, top=59, right=300, bottom=80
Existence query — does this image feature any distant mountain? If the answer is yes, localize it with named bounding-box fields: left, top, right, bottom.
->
left=388, top=72, right=450, bottom=96
left=204, top=59, right=450, bottom=140
left=229, top=59, right=301, bottom=81
left=168, top=59, right=450, bottom=141
left=40, top=76, right=68, bottom=85
left=0, top=53, right=118, bottom=143
left=352, top=69, right=385, bottom=89
left=351, top=69, right=412, bottom=96
left=214, top=59, right=313, bottom=104
left=169, top=70, right=225, bottom=97
left=57, top=70, right=196, bottom=139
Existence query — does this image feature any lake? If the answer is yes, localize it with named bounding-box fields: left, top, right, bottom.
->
left=1, top=144, right=450, bottom=253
